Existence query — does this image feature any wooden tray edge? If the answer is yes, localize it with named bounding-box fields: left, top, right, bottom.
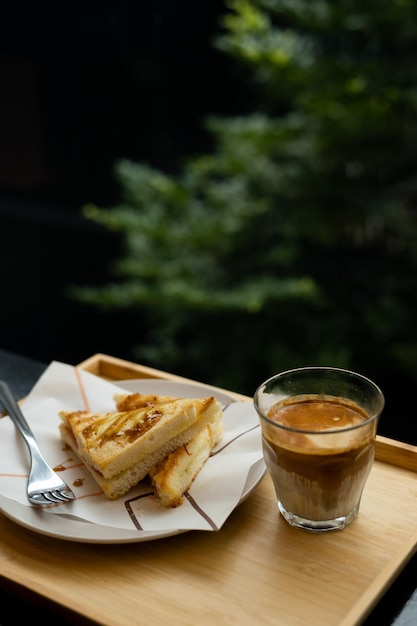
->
left=375, top=435, right=417, bottom=473
left=77, top=353, right=249, bottom=400
left=77, top=353, right=417, bottom=472
left=341, top=531, right=417, bottom=626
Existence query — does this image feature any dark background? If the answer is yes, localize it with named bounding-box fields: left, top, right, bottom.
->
left=0, top=2, right=233, bottom=367
left=0, top=3, right=408, bottom=442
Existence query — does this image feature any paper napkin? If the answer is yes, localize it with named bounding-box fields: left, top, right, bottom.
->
left=0, top=361, right=264, bottom=532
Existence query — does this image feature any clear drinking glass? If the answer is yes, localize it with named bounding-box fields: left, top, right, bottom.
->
left=254, top=367, right=385, bottom=532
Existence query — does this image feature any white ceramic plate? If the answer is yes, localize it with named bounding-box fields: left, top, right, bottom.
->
left=0, top=380, right=266, bottom=543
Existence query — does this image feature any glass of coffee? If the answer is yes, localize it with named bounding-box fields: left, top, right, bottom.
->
left=254, top=367, right=385, bottom=532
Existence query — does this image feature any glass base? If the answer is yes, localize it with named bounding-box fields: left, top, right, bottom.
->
left=278, top=501, right=359, bottom=532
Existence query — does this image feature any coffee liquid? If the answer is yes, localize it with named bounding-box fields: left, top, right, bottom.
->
left=264, top=395, right=376, bottom=522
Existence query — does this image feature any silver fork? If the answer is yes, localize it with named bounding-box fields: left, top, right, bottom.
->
left=0, top=381, right=75, bottom=506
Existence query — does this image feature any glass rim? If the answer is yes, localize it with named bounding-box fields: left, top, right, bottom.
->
left=253, top=366, right=385, bottom=435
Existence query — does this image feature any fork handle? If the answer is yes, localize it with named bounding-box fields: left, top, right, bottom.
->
left=0, top=381, right=38, bottom=450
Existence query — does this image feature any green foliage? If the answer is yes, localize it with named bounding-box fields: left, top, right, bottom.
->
left=71, top=0, right=417, bottom=394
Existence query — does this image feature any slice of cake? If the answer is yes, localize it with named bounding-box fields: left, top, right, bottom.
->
left=59, top=396, right=222, bottom=501
left=149, top=410, right=224, bottom=507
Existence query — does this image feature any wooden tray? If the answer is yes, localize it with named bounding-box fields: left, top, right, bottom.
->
left=77, top=353, right=417, bottom=625
left=0, top=352, right=416, bottom=626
